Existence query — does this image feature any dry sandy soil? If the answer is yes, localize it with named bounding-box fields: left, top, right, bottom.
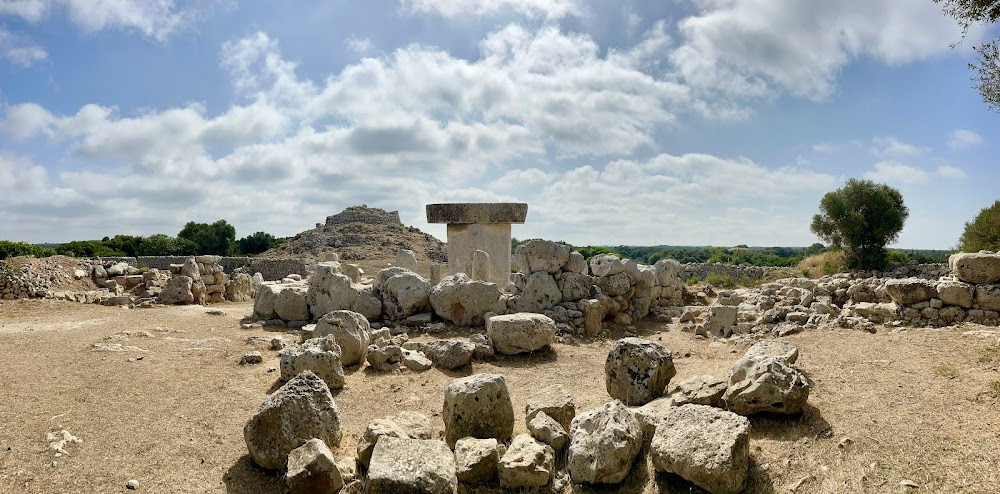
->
left=1, top=298, right=999, bottom=494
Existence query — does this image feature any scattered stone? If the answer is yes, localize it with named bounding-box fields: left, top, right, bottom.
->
left=243, top=371, right=343, bottom=470
left=443, top=373, right=515, bottom=447
left=287, top=438, right=343, bottom=494
left=270, top=337, right=286, bottom=351
left=525, top=384, right=576, bottom=433
left=605, top=337, right=675, bottom=406
left=424, top=339, right=475, bottom=369
left=314, top=310, right=371, bottom=366
left=744, top=340, right=799, bottom=365
left=884, top=278, right=938, bottom=305
left=567, top=400, right=643, bottom=485
left=499, top=433, right=555, bottom=488
left=527, top=411, right=569, bottom=451
left=454, top=437, right=500, bottom=485
left=279, top=336, right=345, bottom=389
left=486, top=313, right=557, bottom=355
left=367, top=437, right=458, bottom=494
left=126, top=479, right=139, bottom=490
left=724, top=353, right=810, bottom=415
left=667, top=375, right=727, bottom=408
left=403, top=350, right=433, bottom=371
left=650, top=404, right=751, bottom=494
left=429, top=273, right=501, bottom=326
left=240, top=351, right=263, bottom=365
left=356, top=418, right=409, bottom=468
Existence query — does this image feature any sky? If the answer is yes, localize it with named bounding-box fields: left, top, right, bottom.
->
left=0, top=0, right=996, bottom=249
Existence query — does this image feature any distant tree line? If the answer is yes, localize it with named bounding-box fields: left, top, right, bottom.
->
left=0, top=219, right=284, bottom=260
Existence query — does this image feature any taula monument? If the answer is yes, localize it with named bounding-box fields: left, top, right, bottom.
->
left=426, top=203, right=528, bottom=286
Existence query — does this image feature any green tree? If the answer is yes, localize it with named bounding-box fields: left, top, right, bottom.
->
left=0, top=241, right=57, bottom=259
left=958, top=199, right=1000, bottom=252
left=237, top=231, right=281, bottom=255
left=102, top=235, right=144, bottom=257
left=55, top=240, right=124, bottom=258
left=178, top=220, right=237, bottom=255
left=136, top=234, right=198, bottom=256
left=935, top=0, right=1000, bottom=111
left=810, top=179, right=909, bottom=270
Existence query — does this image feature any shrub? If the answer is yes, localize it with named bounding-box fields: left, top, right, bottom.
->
left=704, top=273, right=736, bottom=288
left=958, top=199, right=1000, bottom=252
left=0, top=241, right=56, bottom=260
left=810, top=179, right=908, bottom=270
left=686, top=276, right=699, bottom=286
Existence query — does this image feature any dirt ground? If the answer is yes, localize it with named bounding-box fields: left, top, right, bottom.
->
left=1, top=298, right=999, bottom=494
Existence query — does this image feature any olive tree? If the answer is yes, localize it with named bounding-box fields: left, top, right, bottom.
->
left=935, top=0, right=1000, bottom=111
left=810, top=179, right=909, bottom=270
left=958, top=199, right=1000, bottom=252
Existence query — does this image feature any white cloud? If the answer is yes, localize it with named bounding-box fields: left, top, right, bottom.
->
left=0, top=0, right=201, bottom=41
left=936, top=165, right=967, bottom=179
left=345, top=35, right=374, bottom=55
left=402, top=0, right=582, bottom=19
left=0, top=0, right=49, bottom=21
left=0, top=153, right=48, bottom=192
left=948, top=129, right=984, bottom=151
left=863, top=160, right=963, bottom=186
left=0, top=28, right=47, bottom=67
left=670, top=0, right=965, bottom=100
left=871, top=136, right=930, bottom=157
left=812, top=143, right=834, bottom=153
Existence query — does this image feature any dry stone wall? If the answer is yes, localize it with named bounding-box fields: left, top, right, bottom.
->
left=682, top=263, right=780, bottom=282
left=326, top=205, right=401, bottom=226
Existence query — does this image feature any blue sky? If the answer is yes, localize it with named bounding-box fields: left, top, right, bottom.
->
left=0, top=0, right=996, bottom=249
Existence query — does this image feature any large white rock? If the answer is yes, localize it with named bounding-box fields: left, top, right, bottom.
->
left=511, top=271, right=562, bottom=313
left=443, top=373, right=515, bottom=447
left=936, top=280, right=975, bottom=308
left=226, top=273, right=255, bottom=302
left=558, top=272, right=593, bottom=301
left=355, top=411, right=432, bottom=468
left=567, top=400, right=643, bottom=484
left=379, top=270, right=431, bottom=320
left=243, top=371, right=342, bottom=471
left=313, top=310, right=371, bottom=366
left=350, top=287, right=382, bottom=321
left=181, top=257, right=206, bottom=305
left=950, top=252, right=1000, bottom=284
left=565, top=251, right=588, bottom=274
left=455, top=437, right=499, bottom=485
left=420, top=339, right=476, bottom=369
left=590, top=253, right=627, bottom=277
left=429, top=273, right=501, bottom=326
left=724, top=354, right=810, bottom=415
left=486, top=313, right=557, bottom=355
left=286, top=438, right=343, bottom=494
left=279, top=336, right=345, bottom=389
left=367, top=437, right=458, bottom=494
left=159, top=276, right=194, bottom=305
left=308, top=263, right=361, bottom=320
left=513, top=239, right=572, bottom=274
left=744, top=340, right=799, bottom=365
left=651, top=404, right=750, bottom=494
left=498, top=433, right=555, bottom=488
left=253, top=282, right=281, bottom=319
left=703, top=304, right=738, bottom=338
left=605, top=337, right=675, bottom=406
left=528, top=411, right=569, bottom=451
left=395, top=248, right=418, bottom=271
left=667, top=375, right=728, bottom=408
left=884, top=278, right=938, bottom=305
left=525, top=384, right=576, bottom=433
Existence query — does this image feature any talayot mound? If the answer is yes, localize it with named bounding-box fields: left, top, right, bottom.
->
left=260, top=205, right=447, bottom=262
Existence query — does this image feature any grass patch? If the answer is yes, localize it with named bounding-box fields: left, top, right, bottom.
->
left=990, top=380, right=1000, bottom=398
left=979, top=343, right=1000, bottom=364
left=797, top=250, right=846, bottom=277
left=933, top=365, right=960, bottom=379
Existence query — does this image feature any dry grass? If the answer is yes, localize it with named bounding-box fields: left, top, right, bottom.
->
left=796, top=251, right=846, bottom=279
left=1, top=299, right=1000, bottom=493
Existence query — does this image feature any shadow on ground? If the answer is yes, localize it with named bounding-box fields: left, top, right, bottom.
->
left=223, top=454, right=284, bottom=494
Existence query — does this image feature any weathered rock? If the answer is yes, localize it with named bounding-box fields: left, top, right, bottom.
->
left=605, top=337, right=675, bottom=406
left=950, top=252, right=1000, bottom=284
left=181, top=258, right=207, bottom=305
left=366, top=344, right=403, bottom=370
left=651, top=404, right=750, bottom=494
left=565, top=251, right=588, bottom=274
left=395, top=248, right=418, bottom=271
left=356, top=418, right=409, bottom=467
left=525, top=384, right=576, bottom=433
left=403, top=350, right=433, bottom=371
left=499, top=434, right=555, bottom=488
left=528, top=411, right=569, bottom=451
left=667, top=375, right=727, bottom=408
left=629, top=397, right=677, bottom=443
left=424, top=340, right=475, bottom=369
left=454, top=437, right=499, bottom=485
left=350, top=288, right=382, bottom=322
left=380, top=271, right=431, bottom=321
left=279, top=336, right=345, bottom=389
left=511, top=271, right=562, bottom=312
left=391, top=411, right=432, bottom=440
left=443, top=373, right=515, bottom=447
left=309, top=263, right=361, bottom=319
left=744, top=340, right=799, bottom=365
left=486, top=313, right=556, bottom=355
left=976, top=284, right=1000, bottom=311
left=226, top=273, right=255, bottom=302
left=240, top=351, right=263, bottom=365
left=243, top=371, right=342, bottom=470
left=287, top=438, right=343, bottom=494
left=703, top=304, right=738, bottom=338
left=567, top=400, right=643, bottom=484
left=558, top=272, right=593, bottom=301
left=724, top=354, right=810, bottom=415
left=159, top=276, right=194, bottom=305
left=513, top=240, right=571, bottom=274
left=429, top=274, right=501, bottom=326
left=884, top=278, right=938, bottom=305
left=469, top=333, right=494, bottom=360
left=578, top=297, right=612, bottom=336
left=936, top=280, right=975, bottom=308
left=314, top=310, right=371, bottom=366
left=367, top=437, right=458, bottom=494
left=590, top=253, right=626, bottom=277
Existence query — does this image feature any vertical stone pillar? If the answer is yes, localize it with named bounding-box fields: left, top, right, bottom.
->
left=426, top=203, right=528, bottom=287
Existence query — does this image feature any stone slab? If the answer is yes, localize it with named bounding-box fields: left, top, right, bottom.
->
left=426, top=203, right=528, bottom=224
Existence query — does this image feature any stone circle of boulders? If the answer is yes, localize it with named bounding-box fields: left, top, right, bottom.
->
left=605, top=337, right=675, bottom=406
left=442, top=373, right=515, bottom=448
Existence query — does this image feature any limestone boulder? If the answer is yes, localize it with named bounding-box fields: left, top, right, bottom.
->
left=454, top=437, right=499, bottom=485
left=181, top=258, right=207, bottom=305
left=590, top=253, right=626, bottom=277
left=367, top=437, right=457, bottom=494
left=525, top=384, right=576, bottom=433
left=226, top=273, right=255, bottom=302
left=724, top=354, right=810, bottom=415
left=314, top=310, right=371, bottom=366
left=272, top=282, right=310, bottom=322
left=565, top=251, right=588, bottom=274
left=350, top=287, right=382, bottom=321
left=884, top=278, right=938, bottom=305
left=159, top=276, right=194, bottom=305
left=567, top=400, right=643, bottom=484
left=443, top=373, right=515, bottom=447
left=703, top=304, right=738, bottom=338
left=513, top=239, right=572, bottom=274
left=253, top=282, right=281, bottom=319
left=499, top=434, right=555, bottom=488
left=558, top=272, right=593, bottom=301
left=936, top=280, right=974, bottom=308
left=309, top=264, right=361, bottom=319
left=355, top=418, right=408, bottom=468
left=667, top=375, right=727, bottom=408
left=605, top=337, right=675, bottom=406
left=629, top=397, right=677, bottom=443
left=976, top=284, right=1000, bottom=311
left=243, top=371, right=343, bottom=470
left=654, top=259, right=684, bottom=287
left=511, top=271, right=562, bottom=313
left=286, top=438, right=343, bottom=494
left=650, top=404, right=750, bottom=494
left=528, top=411, right=569, bottom=451
left=423, top=339, right=475, bottom=369
left=279, top=336, right=345, bottom=389
left=950, top=252, right=1000, bottom=284
left=429, top=274, right=501, bottom=326
left=380, top=271, right=431, bottom=320
left=486, top=313, right=556, bottom=355
left=744, top=340, right=799, bottom=365
left=395, top=248, right=418, bottom=271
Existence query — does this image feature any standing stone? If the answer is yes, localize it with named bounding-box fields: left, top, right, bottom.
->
left=314, top=310, right=371, bottom=366
left=525, top=384, right=576, bottom=433
left=650, top=404, right=750, bottom=494
left=286, top=438, right=343, bottom=494
left=605, top=338, right=676, bottom=406
left=442, top=373, right=515, bottom=447
left=395, top=249, right=418, bottom=272
left=454, top=437, right=500, bottom=485
left=471, top=249, right=492, bottom=282
left=426, top=202, right=528, bottom=287
left=486, top=313, right=556, bottom=355
left=243, top=371, right=342, bottom=471
left=498, top=434, right=555, bottom=488
left=367, top=437, right=458, bottom=494
left=567, top=400, right=643, bottom=484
